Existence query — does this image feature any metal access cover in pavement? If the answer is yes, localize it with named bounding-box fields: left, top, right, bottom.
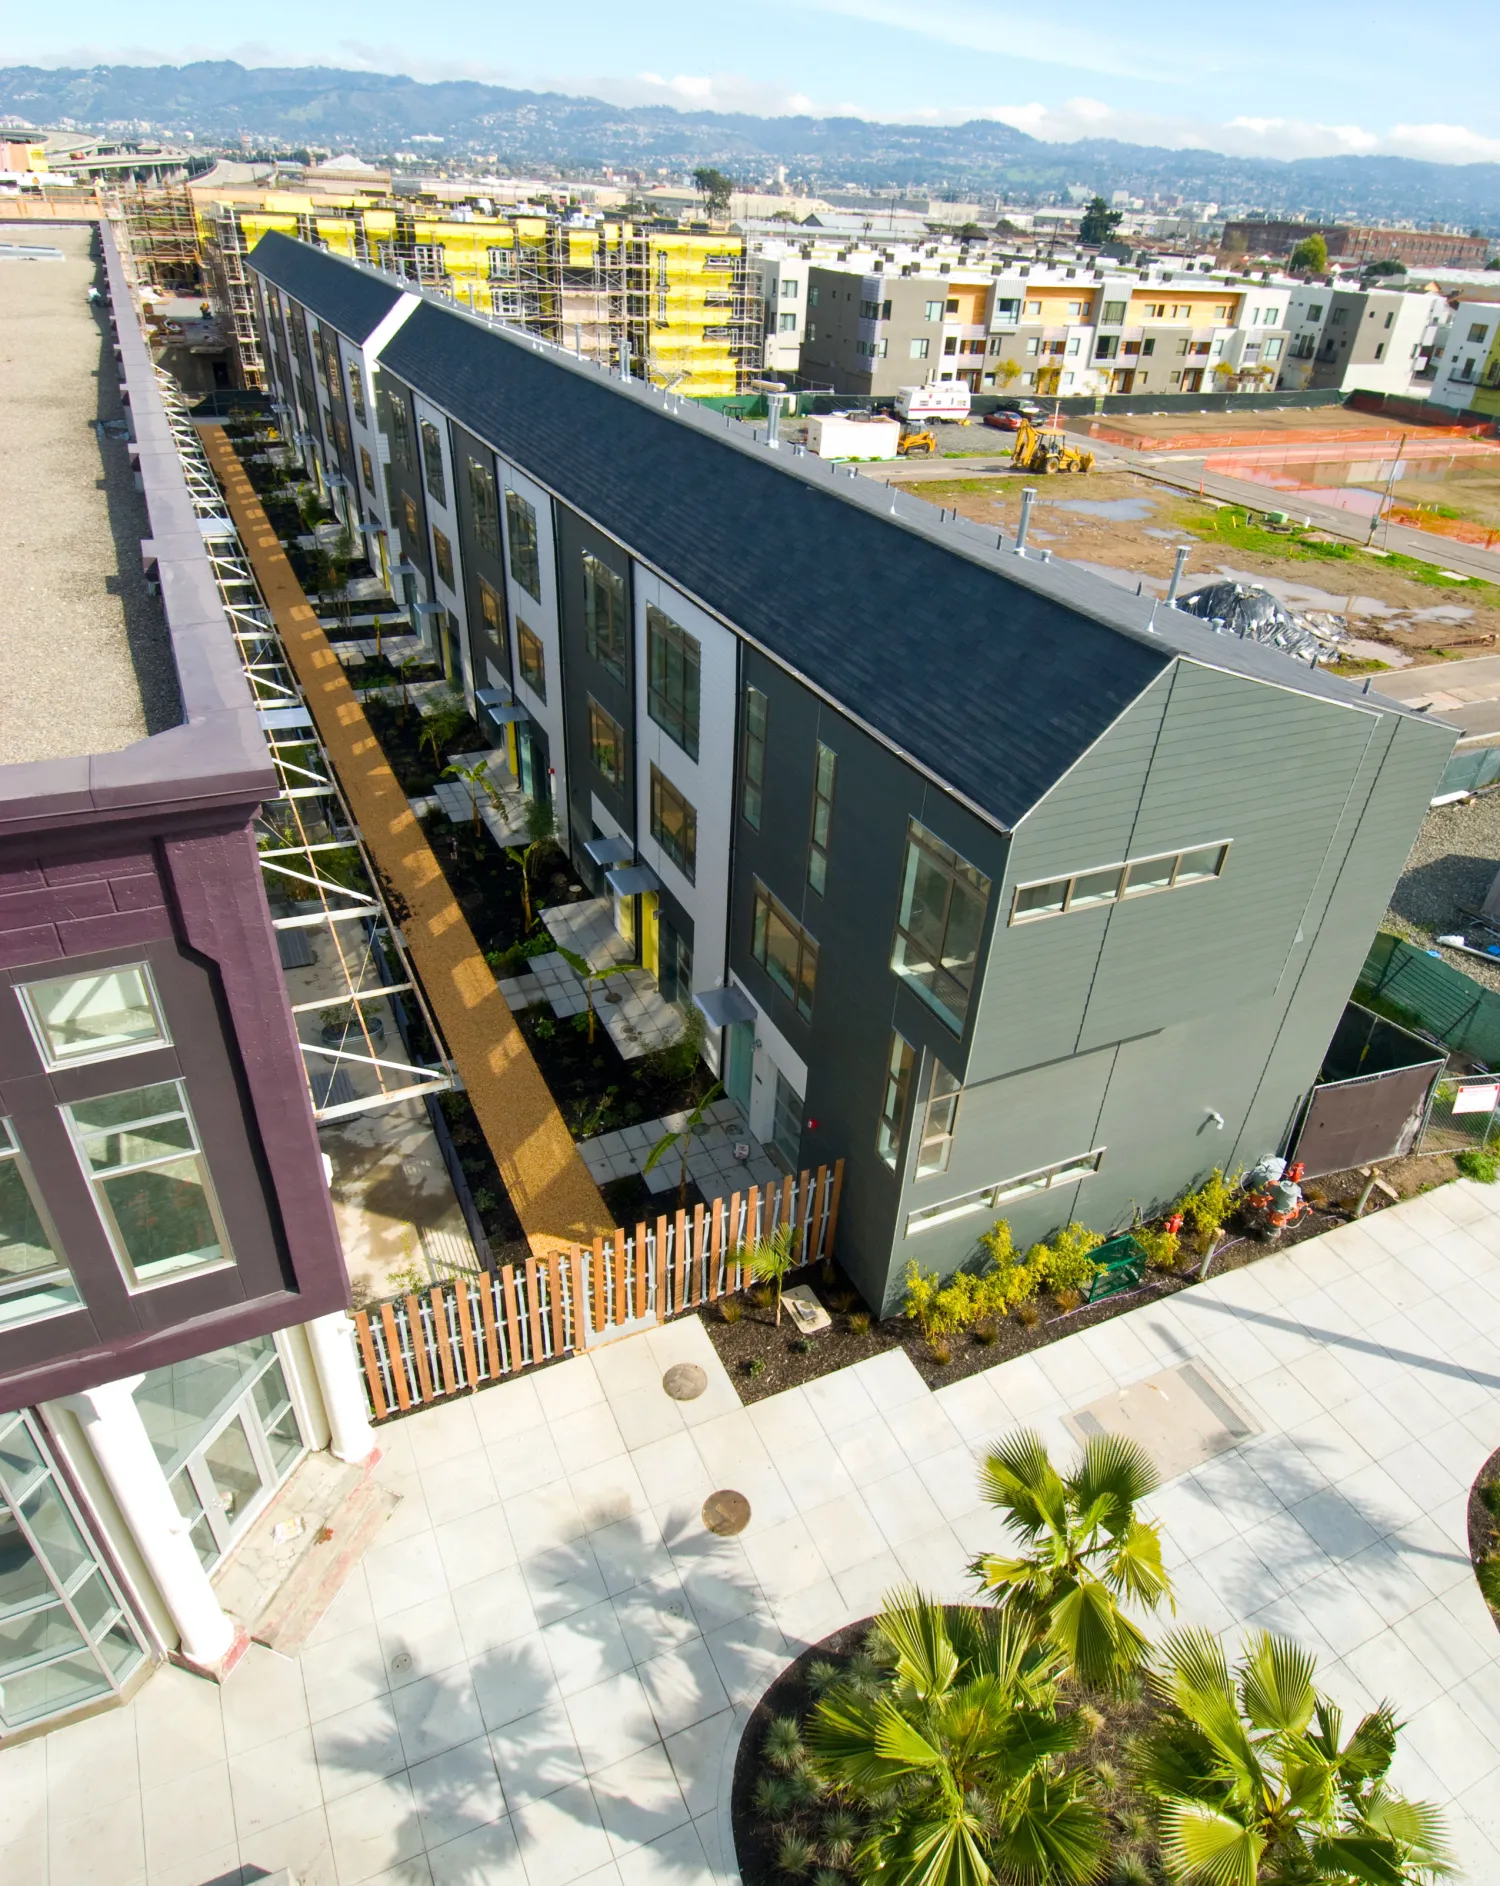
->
left=1063, top=1361, right=1259, bottom=1480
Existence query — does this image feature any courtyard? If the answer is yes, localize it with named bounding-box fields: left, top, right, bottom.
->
left=4, top=1179, right=1499, bottom=1885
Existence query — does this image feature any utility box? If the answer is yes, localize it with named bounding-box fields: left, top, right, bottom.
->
left=896, top=382, right=972, bottom=423
left=806, top=412, right=901, bottom=460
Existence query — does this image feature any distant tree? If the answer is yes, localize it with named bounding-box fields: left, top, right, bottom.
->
left=1289, top=231, right=1329, bottom=273
left=1488, top=255, right=1500, bottom=271
left=1079, top=195, right=1123, bottom=246
left=1363, top=258, right=1406, bottom=279
left=692, top=166, right=734, bottom=217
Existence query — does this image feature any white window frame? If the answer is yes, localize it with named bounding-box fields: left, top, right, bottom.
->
left=1009, top=842, right=1230, bottom=924
left=905, top=1149, right=1105, bottom=1235
left=17, top=962, right=170, bottom=1072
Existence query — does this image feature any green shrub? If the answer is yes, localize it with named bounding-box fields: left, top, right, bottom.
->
left=1134, top=1225, right=1181, bottom=1271
left=848, top=1310, right=871, bottom=1335
left=1456, top=1148, right=1500, bottom=1183
left=1030, top=1222, right=1105, bottom=1297
left=1178, top=1167, right=1240, bottom=1238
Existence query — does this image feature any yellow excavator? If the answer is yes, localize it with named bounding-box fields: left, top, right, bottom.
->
left=896, top=424, right=936, bottom=457
left=1010, top=419, right=1094, bottom=475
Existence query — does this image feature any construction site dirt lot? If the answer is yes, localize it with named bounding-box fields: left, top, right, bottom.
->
left=1073, top=404, right=1479, bottom=451
left=900, top=464, right=1500, bottom=668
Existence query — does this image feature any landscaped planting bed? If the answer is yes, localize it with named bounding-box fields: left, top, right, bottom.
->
left=1468, top=1445, right=1500, bottom=1634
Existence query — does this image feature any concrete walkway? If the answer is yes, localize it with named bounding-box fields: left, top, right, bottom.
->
left=5, top=1181, right=1499, bottom=1885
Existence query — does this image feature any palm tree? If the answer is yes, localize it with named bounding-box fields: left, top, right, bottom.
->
left=505, top=795, right=556, bottom=931
left=805, top=1588, right=1107, bottom=1886
left=1137, top=1628, right=1452, bottom=1885
left=444, top=758, right=493, bottom=834
left=736, top=1215, right=798, bottom=1324
left=644, top=1081, right=724, bottom=1210
left=970, top=1429, right=1171, bottom=1693
left=554, top=943, right=636, bottom=1045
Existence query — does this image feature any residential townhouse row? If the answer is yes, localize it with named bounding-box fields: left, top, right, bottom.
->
left=250, top=230, right=1453, bottom=1347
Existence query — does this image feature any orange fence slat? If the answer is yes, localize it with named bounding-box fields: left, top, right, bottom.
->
left=502, top=1262, right=523, bottom=1370
left=634, top=1222, right=648, bottom=1322
left=354, top=1311, right=388, bottom=1420
left=431, top=1287, right=458, bottom=1396
left=453, top=1279, right=478, bottom=1387
left=524, top=1256, right=545, bottom=1362
left=380, top=1303, right=412, bottom=1412
left=406, top=1294, right=436, bottom=1402
left=479, top=1275, right=502, bottom=1377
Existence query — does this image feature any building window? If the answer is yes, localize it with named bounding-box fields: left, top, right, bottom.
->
left=752, top=881, right=818, bottom=1021
left=916, top=1060, right=960, bottom=1177
left=582, top=552, right=628, bottom=680
left=924, top=300, right=943, bottom=321
left=346, top=360, right=367, bottom=425
left=478, top=576, right=508, bottom=663
left=0, top=1409, right=148, bottom=1731
left=741, top=686, right=768, bottom=830
left=906, top=1150, right=1104, bottom=1234
left=777, top=312, right=797, bottom=332
left=892, top=820, right=992, bottom=1034
left=1010, top=843, right=1229, bottom=922
left=419, top=420, right=446, bottom=506
left=488, top=246, right=514, bottom=277
left=517, top=621, right=546, bottom=699
left=876, top=1032, right=915, bottom=1168
left=65, top=1081, right=231, bottom=1290
left=646, top=606, right=701, bottom=761
left=401, top=492, right=420, bottom=547
left=807, top=742, right=836, bottom=895
left=649, top=766, right=697, bottom=882
left=18, top=963, right=167, bottom=1071
left=468, top=458, right=501, bottom=558
left=505, top=489, right=542, bottom=602
left=589, top=698, right=626, bottom=787
left=0, top=1118, right=79, bottom=1329
left=1101, top=300, right=1126, bottom=324
left=359, top=446, right=375, bottom=495
left=910, top=337, right=930, bottom=360
left=771, top=1069, right=803, bottom=1173
left=432, top=528, right=455, bottom=591
left=1469, top=322, right=1489, bottom=343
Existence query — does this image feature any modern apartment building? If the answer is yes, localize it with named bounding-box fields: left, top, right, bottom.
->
left=754, top=247, right=812, bottom=376
left=1278, top=286, right=1449, bottom=395
left=118, top=186, right=763, bottom=399
left=0, top=223, right=377, bottom=1744
left=797, top=259, right=1291, bottom=398
left=249, top=232, right=1453, bottom=1334
left=1429, top=298, right=1500, bottom=414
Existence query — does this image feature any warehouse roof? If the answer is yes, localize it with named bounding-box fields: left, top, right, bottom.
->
left=248, top=232, right=1451, bottom=831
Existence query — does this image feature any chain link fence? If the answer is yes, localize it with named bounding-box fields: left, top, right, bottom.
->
left=1418, top=1075, right=1500, bottom=1154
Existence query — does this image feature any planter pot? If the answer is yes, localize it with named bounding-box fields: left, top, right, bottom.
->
left=320, top=1015, right=386, bottom=1046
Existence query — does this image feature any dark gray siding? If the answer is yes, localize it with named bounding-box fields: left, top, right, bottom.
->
left=376, top=371, right=432, bottom=594
left=450, top=425, right=512, bottom=694
left=556, top=506, right=635, bottom=858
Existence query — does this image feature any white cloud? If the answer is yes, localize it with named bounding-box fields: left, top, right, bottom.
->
left=580, top=71, right=833, bottom=115
left=785, top=0, right=1175, bottom=83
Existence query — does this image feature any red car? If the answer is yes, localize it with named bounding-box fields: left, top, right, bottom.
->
left=983, top=410, right=1023, bottom=430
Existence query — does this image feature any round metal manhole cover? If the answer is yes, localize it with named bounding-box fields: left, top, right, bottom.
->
left=390, top=1651, right=413, bottom=1674
left=702, top=1489, right=751, bottom=1536
left=662, top=1363, right=707, bottom=1401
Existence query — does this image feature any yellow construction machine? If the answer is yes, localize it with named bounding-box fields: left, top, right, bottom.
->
left=1010, top=419, right=1094, bottom=474
left=896, top=425, right=936, bottom=457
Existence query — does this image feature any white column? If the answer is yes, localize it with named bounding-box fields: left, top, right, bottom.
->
left=69, top=1376, right=236, bottom=1669
left=305, top=1311, right=377, bottom=1464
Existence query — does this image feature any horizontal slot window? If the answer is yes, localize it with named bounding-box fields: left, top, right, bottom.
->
left=1010, top=844, right=1229, bottom=924
left=905, top=1149, right=1104, bottom=1235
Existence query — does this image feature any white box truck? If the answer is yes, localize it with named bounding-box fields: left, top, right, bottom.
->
left=895, top=383, right=972, bottom=423
left=805, top=412, right=901, bottom=461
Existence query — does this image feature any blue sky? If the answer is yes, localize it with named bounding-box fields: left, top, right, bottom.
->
left=12, top=0, right=1500, bottom=165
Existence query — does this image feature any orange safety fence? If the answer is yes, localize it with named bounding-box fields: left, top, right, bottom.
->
left=201, top=425, right=614, bottom=1262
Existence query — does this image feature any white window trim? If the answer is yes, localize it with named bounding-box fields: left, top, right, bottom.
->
left=905, top=1148, right=1105, bottom=1235
left=16, top=962, right=171, bottom=1073
left=1009, top=841, right=1231, bottom=924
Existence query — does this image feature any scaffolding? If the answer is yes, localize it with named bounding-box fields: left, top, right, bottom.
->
left=115, top=184, right=201, bottom=292
left=206, top=206, right=267, bottom=392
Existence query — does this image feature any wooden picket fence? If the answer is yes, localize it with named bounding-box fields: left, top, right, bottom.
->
left=352, top=1161, right=844, bottom=1421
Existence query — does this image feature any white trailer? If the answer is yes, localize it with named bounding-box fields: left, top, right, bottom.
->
left=895, top=383, right=971, bottom=423
left=805, top=412, right=901, bottom=461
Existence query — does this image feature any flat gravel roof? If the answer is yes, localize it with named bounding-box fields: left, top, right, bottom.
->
left=0, top=221, right=178, bottom=766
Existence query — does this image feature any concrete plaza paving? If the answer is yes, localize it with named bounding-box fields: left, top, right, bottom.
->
left=4, top=1180, right=1499, bottom=1885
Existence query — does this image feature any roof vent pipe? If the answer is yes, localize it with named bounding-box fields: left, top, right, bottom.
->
left=1166, top=544, right=1190, bottom=606
left=765, top=392, right=783, bottom=448
left=1015, top=486, right=1037, bottom=555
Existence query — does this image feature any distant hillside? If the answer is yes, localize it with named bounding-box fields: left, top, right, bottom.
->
left=4, top=61, right=1499, bottom=230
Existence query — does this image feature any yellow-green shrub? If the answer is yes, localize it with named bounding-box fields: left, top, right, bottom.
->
left=1178, top=1168, right=1240, bottom=1239
left=902, top=1261, right=977, bottom=1342
left=1029, top=1222, right=1105, bottom=1297
left=1134, top=1225, right=1181, bottom=1271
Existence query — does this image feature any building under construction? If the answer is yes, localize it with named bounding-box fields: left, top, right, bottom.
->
left=114, top=186, right=762, bottom=398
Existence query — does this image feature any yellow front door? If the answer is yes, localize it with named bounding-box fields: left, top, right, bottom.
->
left=640, top=892, right=659, bottom=978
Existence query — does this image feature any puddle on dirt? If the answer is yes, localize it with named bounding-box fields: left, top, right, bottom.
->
left=1048, top=496, right=1158, bottom=520
left=1210, top=563, right=1476, bottom=625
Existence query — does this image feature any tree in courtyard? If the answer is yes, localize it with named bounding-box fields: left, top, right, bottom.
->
left=1137, top=1627, right=1452, bottom=1884
left=970, top=1428, right=1172, bottom=1693
left=505, top=795, right=556, bottom=931
left=1289, top=231, right=1329, bottom=274
left=692, top=166, right=735, bottom=218
left=418, top=689, right=470, bottom=769
left=443, top=757, right=493, bottom=835
left=738, top=1215, right=800, bottom=1324
left=644, top=1081, right=725, bottom=1210
left=554, top=944, right=637, bottom=1046
left=1079, top=195, right=1123, bottom=246
left=806, top=1588, right=1108, bottom=1886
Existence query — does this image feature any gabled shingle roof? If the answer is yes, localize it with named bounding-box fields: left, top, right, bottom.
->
left=253, top=230, right=404, bottom=346
left=249, top=235, right=1450, bottom=830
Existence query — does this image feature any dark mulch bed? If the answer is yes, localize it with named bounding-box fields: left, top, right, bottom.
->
left=365, top=695, right=490, bottom=798
left=435, top=1090, right=526, bottom=1258
left=704, top=1160, right=1471, bottom=1404
left=515, top=1003, right=706, bottom=1142
left=601, top=1171, right=709, bottom=1229
left=1467, top=1445, right=1500, bottom=1636
left=732, top=1613, right=1167, bottom=1886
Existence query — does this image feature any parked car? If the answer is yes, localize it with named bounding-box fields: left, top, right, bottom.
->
left=990, top=397, right=1046, bottom=418
left=982, top=410, right=1024, bottom=430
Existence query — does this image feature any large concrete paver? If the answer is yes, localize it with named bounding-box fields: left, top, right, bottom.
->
left=6, top=1183, right=1500, bottom=1883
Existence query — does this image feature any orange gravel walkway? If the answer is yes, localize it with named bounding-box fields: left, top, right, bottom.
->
left=203, top=426, right=612, bottom=1260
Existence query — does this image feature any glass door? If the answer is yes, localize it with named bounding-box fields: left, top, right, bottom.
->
left=725, top=1022, right=754, bottom=1114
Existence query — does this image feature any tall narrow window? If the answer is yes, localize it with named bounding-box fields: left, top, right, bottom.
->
left=517, top=621, right=546, bottom=700
left=505, top=489, right=542, bottom=601
left=346, top=359, right=367, bottom=425
left=401, top=492, right=420, bottom=546
left=419, top=419, right=446, bottom=506
left=916, top=1060, right=961, bottom=1176
left=752, top=882, right=818, bottom=1021
left=468, top=458, right=501, bottom=557
left=646, top=606, right=700, bottom=761
left=0, top=1119, right=80, bottom=1329
left=65, top=1081, right=232, bottom=1290
left=432, top=528, right=455, bottom=591
left=386, top=393, right=413, bottom=470
left=876, top=1033, right=915, bottom=1168
left=741, top=687, right=767, bottom=830
left=359, top=446, right=375, bottom=495
left=582, top=553, right=628, bottom=679
left=891, top=819, right=992, bottom=1034
left=18, top=963, right=167, bottom=1071
left=649, top=766, right=697, bottom=882
left=807, top=742, right=837, bottom=895
left=589, top=698, right=626, bottom=787
left=478, top=576, right=508, bottom=664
